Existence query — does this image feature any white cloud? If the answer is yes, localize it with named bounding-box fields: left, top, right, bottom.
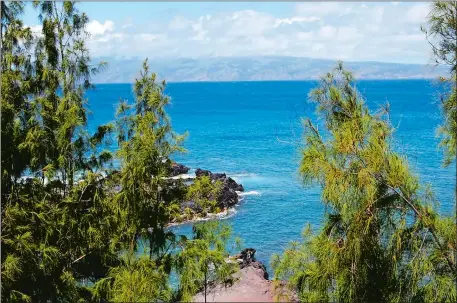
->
left=319, top=26, right=337, bottom=39
left=30, top=25, right=42, bottom=33
left=121, top=17, right=133, bottom=29
left=41, top=3, right=433, bottom=64
left=296, top=31, right=314, bottom=41
left=87, top=20, right=114, bottom=36
left=295, top=3, right=351, bottom=17
left=226, top=10, right=274, bottom=37
left=169, top=16, right=192, bottom=30
left=337, top=27, right=360, bottom=41
left=274, top=16, right=320, bottom=27
left=372, top=7, right=384, bottom=24
left=191, top=16, right=209, bottom=41
left=139, top=34, right=164, bottom=42
left=393, top=33, right=424, bottom=42
left=28, top=25, right=43, bottom=37
left=406, top=4, right=429, bottom=23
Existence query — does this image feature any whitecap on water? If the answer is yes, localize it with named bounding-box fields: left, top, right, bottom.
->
left=167, top=174, right=195, bottom=180
left=230, top=173, right=258, bottom=178
left=237, top=190, right=261, bottom=196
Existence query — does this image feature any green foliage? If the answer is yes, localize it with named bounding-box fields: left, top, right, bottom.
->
left=1, top=3, right=237, bottom=302
left=176, top=221, right=238, bottom=302
left=114, top=58, right=187, bottom=259
left=272, top=63, right=456, bottom=303
left=1, top=0, right=33, bottom=195
left=186, top=175, right=223, bottom=216
left=7, top=2, right=455, bottom=303
left=92, top=254, right=172, bottom=302
left=26, top=0, right=109, bottom=186
left=422, top=1, right=457, bottom=166
left=422, top=1, right=457, bottom=72
left=438, top=80, right=457, bottom=166
left=0, top=2, right=186, bottom=302
left=1, top=2, right=118, bottom=302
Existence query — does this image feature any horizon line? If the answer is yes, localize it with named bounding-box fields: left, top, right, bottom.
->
left=93, top=55, right=441, bottom=67
left=91, top=77, right=442, bottom=85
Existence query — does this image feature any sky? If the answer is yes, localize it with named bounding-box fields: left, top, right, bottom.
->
left=23, top=2, right=435, bottom=64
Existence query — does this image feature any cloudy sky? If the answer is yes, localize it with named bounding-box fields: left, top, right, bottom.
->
left=23, top=2, right=434, bottom=64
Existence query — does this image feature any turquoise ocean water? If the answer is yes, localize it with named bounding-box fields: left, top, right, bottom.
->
left=86, top=80, right=455, bottom=274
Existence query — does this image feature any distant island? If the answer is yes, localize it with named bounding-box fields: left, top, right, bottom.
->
left=91, top=56, right=447, bottom=83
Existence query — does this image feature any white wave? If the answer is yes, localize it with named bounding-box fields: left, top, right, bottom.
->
left=197, top=208, right=237, bottom=221
left=236, top=190, right=261, bottom=196
left=230, top=173, right=258, bottom=178
left=229, top=173, right=260, bottom=184
left=168, top=174, right=195, bottom=180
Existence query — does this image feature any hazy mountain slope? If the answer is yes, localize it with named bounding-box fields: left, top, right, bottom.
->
left=91, top=56, right=448, bottom=83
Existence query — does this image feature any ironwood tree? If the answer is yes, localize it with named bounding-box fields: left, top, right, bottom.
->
left=1, top=2, right=236, bottom=302
left=272, top=63, right=456, bottom=303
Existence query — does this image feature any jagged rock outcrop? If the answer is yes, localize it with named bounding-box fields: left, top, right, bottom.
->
left=169, top=162, right=190, bottom=176
left=195, top=168, right=211, bottom=177
left=168, top=164, right=245, bottom=222
left=226, top=177, right=244, bottom=192
left=195, top=169, right=244, bottom=192
left=233, top=248, right=268, bottom=280
left=217, top=186, right=238, bottom=209
left=194, top=167, right=244, bottom=209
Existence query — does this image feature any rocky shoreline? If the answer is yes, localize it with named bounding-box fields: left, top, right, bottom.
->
left=193, top=248, right=298, bottom=302
left=167, top=163, right=245, bottom=225
left=167, top=165, right=297, bottom=301
left=167, top=164, right=298, bottom=302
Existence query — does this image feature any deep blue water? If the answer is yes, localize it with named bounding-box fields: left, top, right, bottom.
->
left=86, top=80, right=455, bottom=274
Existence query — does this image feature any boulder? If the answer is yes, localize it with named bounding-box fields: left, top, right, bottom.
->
left=239, top=248, right=268, bottom=279
left=211, top=173, right=227, bottom=180
left=169, top=163, right=190, bottom=176
left=195, top=168, right=211, bottom=177
left=226, top=177, right=244, bottom=192
left=217, top=186, right=239, bottom=209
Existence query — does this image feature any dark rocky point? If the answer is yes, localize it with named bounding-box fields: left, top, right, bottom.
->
left=195, top=168, right=211, bottom=177
left=170, top=164, right=245, bottom=221
left=169, top=162, right=190, bottom=176
left=194, top=167, right=245, bottom=209
left=226, top=177, right=244, bottom=192
left=235, top=248, right=268, bottom=280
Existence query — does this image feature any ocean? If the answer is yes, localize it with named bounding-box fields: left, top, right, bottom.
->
left=85, top=80, right=455, bottom=275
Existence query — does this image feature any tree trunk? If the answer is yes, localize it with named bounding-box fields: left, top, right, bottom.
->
left=204, top=268, right=207, bottom=303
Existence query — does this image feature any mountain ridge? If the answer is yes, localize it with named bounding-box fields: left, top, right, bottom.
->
left=91, top=56, right=448, bottom=83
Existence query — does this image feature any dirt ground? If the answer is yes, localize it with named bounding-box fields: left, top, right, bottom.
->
left=193, top=264, right=296, bottom=302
